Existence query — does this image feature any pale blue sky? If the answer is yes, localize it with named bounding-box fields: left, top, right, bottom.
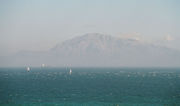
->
left=0, top=0, right=180, bottom=56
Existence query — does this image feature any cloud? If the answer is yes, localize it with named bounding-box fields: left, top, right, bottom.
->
left=165, top=34, right=174, bottom=41
left=121, top=32, right=142, bottom=41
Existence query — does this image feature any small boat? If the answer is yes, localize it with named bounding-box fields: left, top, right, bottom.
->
left=69, top=69, right=72, bottom=75
left=27, top=67, right=30, bottom=71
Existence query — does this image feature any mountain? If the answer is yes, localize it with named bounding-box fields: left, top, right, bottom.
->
left=1, top=33, right=180, bottom=67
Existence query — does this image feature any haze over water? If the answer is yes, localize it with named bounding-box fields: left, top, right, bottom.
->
left=0, top=0, right=180, bottom=106
left=0, top=0, right=180, bottom=56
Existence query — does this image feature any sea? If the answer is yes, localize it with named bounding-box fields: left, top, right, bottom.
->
left=0, top=67, right=180, bottom=106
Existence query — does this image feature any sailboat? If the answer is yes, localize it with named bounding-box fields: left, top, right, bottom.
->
left=27, top=67, right=30, bottom=71
left=69, top=69, right=72, bottom=75
left=41, top=64, right=45, bottom=68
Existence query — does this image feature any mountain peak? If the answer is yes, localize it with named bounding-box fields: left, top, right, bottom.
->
left=73, top=33, right=115, bottom=42
left=1, top=33, right=180, bottom=67
left=81, top=33, right=110, bottom=38
left=52, top=33, right=141, bottom=51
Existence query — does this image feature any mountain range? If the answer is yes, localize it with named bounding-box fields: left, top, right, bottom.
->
left=1, top=33, right=180, bottom=67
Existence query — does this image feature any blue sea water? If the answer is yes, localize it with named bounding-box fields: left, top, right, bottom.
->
left=0, top=67, right=180, bottom=106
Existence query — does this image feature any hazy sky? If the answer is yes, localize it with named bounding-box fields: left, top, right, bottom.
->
left=0, top=0, right=180, bottom=56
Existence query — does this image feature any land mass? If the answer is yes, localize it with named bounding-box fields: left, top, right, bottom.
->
left=1, top=33, right=180, bottom=67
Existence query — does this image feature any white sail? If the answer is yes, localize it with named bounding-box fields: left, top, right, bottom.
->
left=41, top=64, right=45, bottom=67
left=69, top=69, right=72, bottom=75
left=27, top=67, right=30, bottom=71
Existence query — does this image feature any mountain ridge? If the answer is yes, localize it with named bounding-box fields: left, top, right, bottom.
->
left=1, top=33, right=180, bottom=67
